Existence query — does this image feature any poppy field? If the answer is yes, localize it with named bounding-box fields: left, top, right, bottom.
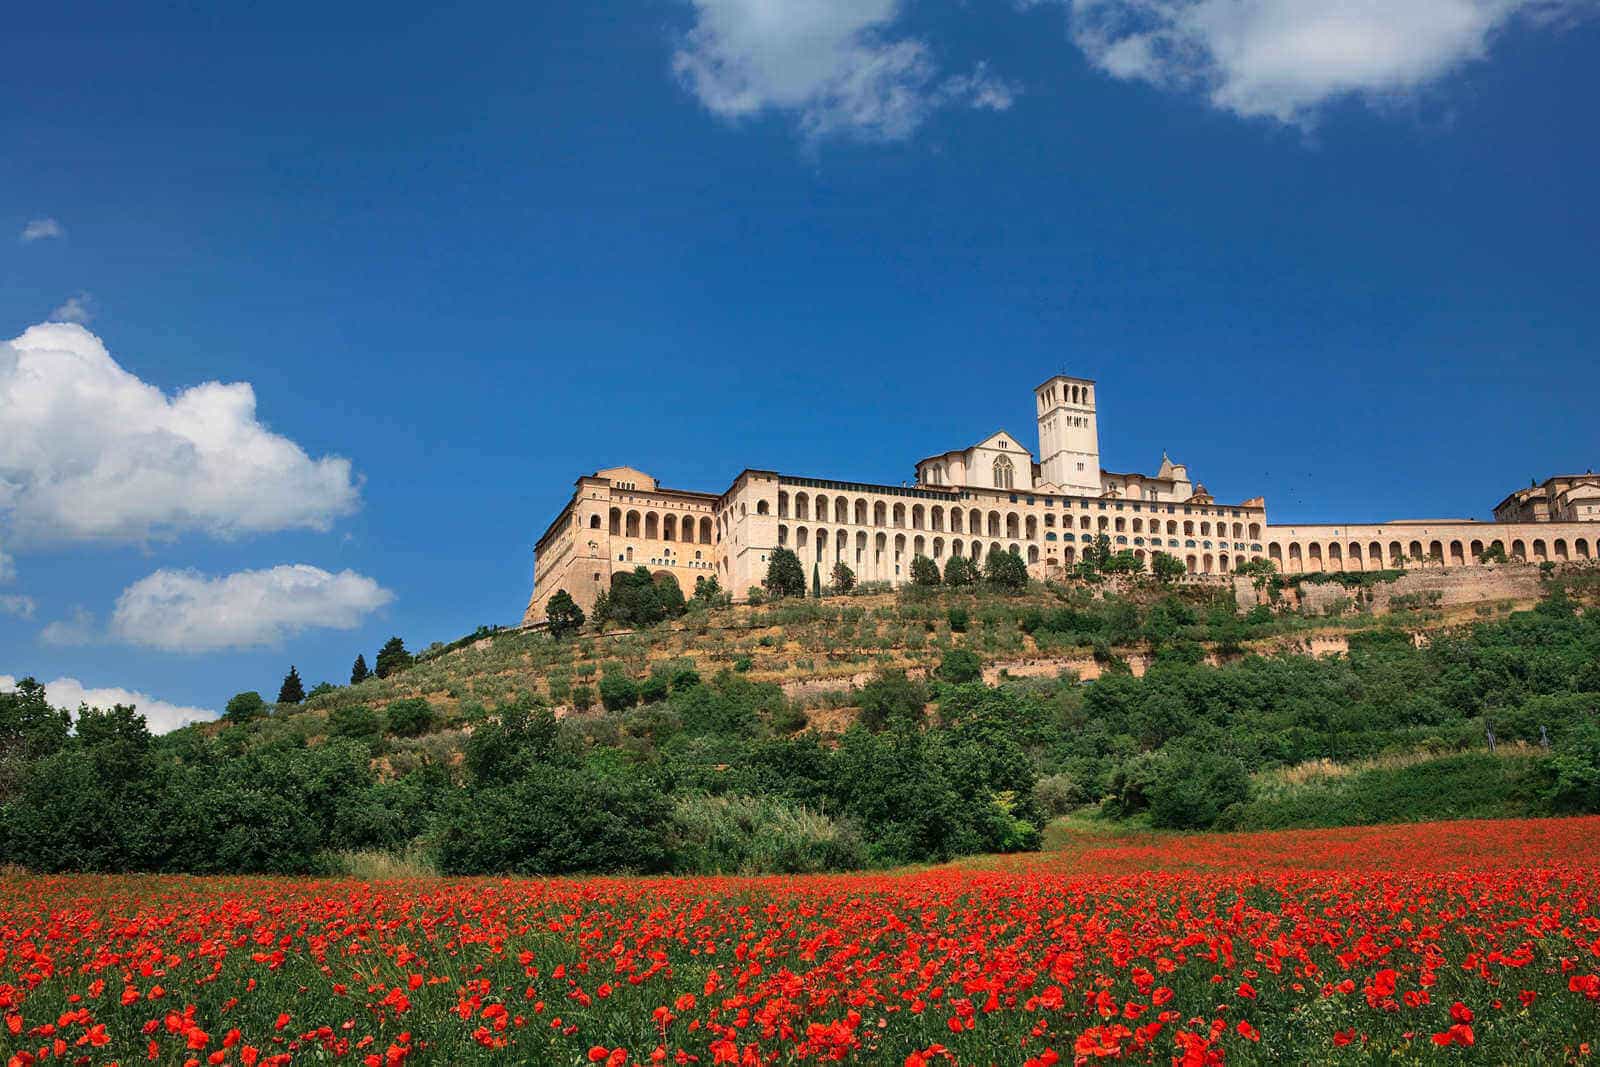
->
left=4, top=817, right=1599, bottom=1066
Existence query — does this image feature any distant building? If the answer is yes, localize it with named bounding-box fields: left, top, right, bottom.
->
left=524, top=375, right=1598, bottom=623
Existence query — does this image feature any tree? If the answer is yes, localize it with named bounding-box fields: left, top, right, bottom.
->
left=984, top=548, right=1029, bottom=592
left=936, top=648, right=983, bottom=684
left=1240, top=557, right=1277, bottom=591
left=375, top=637, right=413, bottom=679
left=223, top=691, right=267, bottom=724
left=857, top=670, right=929, bottom=732
left=654, top=572, right=687, bottom=617
left=384, top=698, right=436, bottom=738
left=546, top=589, right=586, bottom=638
left=693, top=574, right=729, bottom=608
left=1081, top=534, right=1113, bottom=573
left=943, top=556, right=977, bottom=587
left=276, top=666, right=305, bottom=705
left=831, top=560, right=856, bottom=594
left=910, top=554, right=941, bottom=587
left=812, top=560, right=823, bottom=598
left=1151, top=551, right=1187, bottom=584
left=764, top=548, right=806, bottom=599
left=1480, top=543, right=1509, bottom=564
left=599, top=669, right=639, bottom=712
left=350, top=654, right=370, bottom=685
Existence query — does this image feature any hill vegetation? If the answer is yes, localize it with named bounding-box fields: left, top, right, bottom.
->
left=3, top=560, right=1598, bottom=877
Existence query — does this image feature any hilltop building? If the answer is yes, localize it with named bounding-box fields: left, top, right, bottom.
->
left=524, top=375, right=1597, bottom=623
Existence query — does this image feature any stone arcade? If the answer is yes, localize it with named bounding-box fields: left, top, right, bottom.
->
left=524, top=375, right=1599, bottom=623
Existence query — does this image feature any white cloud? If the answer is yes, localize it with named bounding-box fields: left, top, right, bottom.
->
left=20, top=218, right=64, bottom=242
left=1063, top=0, right=1591, bottom=124
left=0, top=322, right=361, bottom=549
left=0, top=594, right=35, bottom=619
left=110, top=564, right=394, bottom=652
left=673, top=0, right=1015, bottom=141
left=49, top=292, right=93, bottom=325
left=40, top=606, right=97, bottom=646
left=0, top=543, right=13, bottom=584
left=0, top=673, right=217, bottom=734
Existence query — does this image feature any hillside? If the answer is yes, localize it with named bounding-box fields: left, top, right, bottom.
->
left=5, top=564, right=1598, bottom=880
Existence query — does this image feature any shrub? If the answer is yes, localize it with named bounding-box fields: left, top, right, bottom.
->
left=1145, top=745, right=1251, bottom=829
left=669, top=794, right=866, bottom=874
left=947, top=606, right=970, bottom=633
left=223, top=691, right=267, bottom=724
left=328, top=705, right=381, bottom=746
left=599, top=670, right=639, bottom=712
left=857, top=671, right=927, bottom=732
left=570, top=684, right=595, bottom=711
left=943, top=556, right=977, bottom=587
left=984, top=549, right=1029, bottom=592
left=936, top=649, right=983, bottom=685
left=1031, top=772, right=1084, bottom=817
left=384, top=698, right=437, bottom=738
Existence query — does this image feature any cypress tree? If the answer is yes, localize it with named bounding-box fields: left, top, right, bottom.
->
left=276, top=666, right=305, bottom=705
left=350, top=654, right=370, bottom=685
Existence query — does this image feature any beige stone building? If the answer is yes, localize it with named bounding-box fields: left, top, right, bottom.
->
left=523, top=374, right=1597, bottom=624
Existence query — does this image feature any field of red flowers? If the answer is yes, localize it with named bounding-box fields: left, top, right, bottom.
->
left=4, top=816, right=1599, bottom=1066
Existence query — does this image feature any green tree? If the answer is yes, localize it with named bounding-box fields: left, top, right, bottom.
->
left=223, top=691, right=267, bottom=724
left=545, top=589, right=586, bottom=638
left=984, top=548, right=1029, bottom=592
left=1240, top=557, right=1277, bottom=591
left=857, top=670, right=928, bottom=732
left=764, top=548, right=806, bottom=599
left=943, top=556, right=977, bottom=587
left=812, top=560, right=823, bottom=598
left=655, top=572, right=687, bottom=618
left=328, top=704, right=381, bottom=746
left=276, top=666, right=305, bottom=705
left=0, top=677, right=70, bottom=805
left=910, top=554, right=941, bottom=587
left=692, top=574, right=728, bottom=607
left=384, top=698, right=437, bottom=738
left=1151, top=551, right=1187, bottom=584
left=599, top=668, right=639, bottom=712
left=375, top=637, right=413, bottom=679
left=350, top=654, right=370, bottom=685
left=936, top=648, right=983, bottom=684
left=831, top=560, right=856, bottom=593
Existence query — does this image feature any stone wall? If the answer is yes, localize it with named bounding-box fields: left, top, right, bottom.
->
left=1236, top=563, right=1551, bottom=617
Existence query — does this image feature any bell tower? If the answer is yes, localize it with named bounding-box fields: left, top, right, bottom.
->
left=1035, top=374, right=1101, bottom=495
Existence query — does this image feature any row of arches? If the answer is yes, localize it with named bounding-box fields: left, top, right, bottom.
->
left=777, top=522, right=1270, bottom=583
left=771, top=490, right=1262, bottom=542
left=603, top=507, right=714, bottom=545
left=1268, top=536, right=1594, bottom=574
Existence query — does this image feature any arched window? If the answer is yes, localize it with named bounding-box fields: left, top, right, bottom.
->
left=993, top=455, right=1014, bottom=489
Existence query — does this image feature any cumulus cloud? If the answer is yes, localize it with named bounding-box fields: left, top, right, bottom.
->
left=40, top=606, right=97, bottom=646
left=0, top=322, right=361, bottom=549
left=1062, top=0, right=1592, bottom=124
left=0, top=594, right=35, bottom=619
left=49, top=292, right=93, bottom=325
left=0, top=673, right=217, bottom=734
left=673, top=0, right=1016, bottom=141
left=110, top=564, right=394, bottom=652
left=20, top=218, right=64, bottom=242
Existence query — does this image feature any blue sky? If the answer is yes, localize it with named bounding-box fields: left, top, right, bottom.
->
left=3, top=1, right=1598, bottom=727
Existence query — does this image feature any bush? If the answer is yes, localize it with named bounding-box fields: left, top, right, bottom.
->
left=943, top=556, right=977, bottom=587
left=669, top=794, right=866, bottom=874
left=936, top=649, right=983, bottom=685
left=947, top=607, right=970, bottom=633
left=384, top=698, right=437, bottom=738
left=599, top=670, right=639, bottom=712
left=984, top=549, right=1029, bottom=592
left=1144, top=745, right=1250, bottom=829
left=570, top=684, right=595, bottom=711
left=328, top=704, right=381, bottom=746
left=431, top=770, right=672, bottom=875
left=857, top=671, right=927, bottom=732
left=223, top=691, right=267, bottom=724
left=1031, top=772, right=1084, bottom=818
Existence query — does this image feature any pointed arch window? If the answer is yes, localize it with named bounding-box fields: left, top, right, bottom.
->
left=993, top=455, right=1014, bottom=490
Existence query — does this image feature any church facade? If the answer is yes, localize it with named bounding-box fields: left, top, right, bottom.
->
left=524, top=374, right=1599, bottom=623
